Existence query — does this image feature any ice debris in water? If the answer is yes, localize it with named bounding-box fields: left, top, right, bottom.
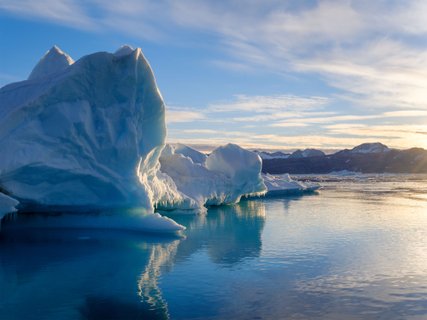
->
left=262, top=173, right=320, bottom=196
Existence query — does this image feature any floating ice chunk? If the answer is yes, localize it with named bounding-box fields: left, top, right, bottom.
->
left=262, top=173, right=320, bottom=196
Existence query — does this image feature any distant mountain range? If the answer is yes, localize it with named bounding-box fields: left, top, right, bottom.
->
left=260, top=143, right=427, bottom=174
left=255, top=148, right=325, bottom=160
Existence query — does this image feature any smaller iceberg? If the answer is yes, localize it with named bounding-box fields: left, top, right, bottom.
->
left=158, top=143, right=267, bottom=212
left=262, top=173, right=320, bottom=196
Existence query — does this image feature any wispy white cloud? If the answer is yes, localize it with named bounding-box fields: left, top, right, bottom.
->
left=3, top=0, right=426, bottom=113
left=166, top=95, right=331, bottom=125
left=167, top=1, right=427, bottom=113
left=165, top=107, right=205, bottom=123
left=180, top=129, right=218, bottom=134
left=0, top=0, right=96, bottom=29
left=296, top=39, right=427, bottom=110
left=382, top=110, right=427, bottom=117
left=3, top=0, right=427, bottom=149
left=207, top=94, right=329, bottom=113
left=166, top=94, right=427, bottom=150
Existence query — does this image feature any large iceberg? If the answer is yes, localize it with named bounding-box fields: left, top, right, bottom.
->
left=0, top=45, right=168, bottom=209
left=0, top=45, right=267, bottom=230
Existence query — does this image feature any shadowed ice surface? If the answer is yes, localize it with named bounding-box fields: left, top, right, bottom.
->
left=1, top=174, right=427, bottom=319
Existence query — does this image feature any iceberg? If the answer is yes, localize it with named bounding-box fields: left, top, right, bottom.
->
left=0, top=45, right=187, bottom=231
left=0, top=45, right=168, bottom=209
left=158, top=143, right=266, bottom=211
left=0, top=45, right=268, bottom=231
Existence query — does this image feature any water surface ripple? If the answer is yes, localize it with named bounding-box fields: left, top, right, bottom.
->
left=1, top=174, right=426, bottom=319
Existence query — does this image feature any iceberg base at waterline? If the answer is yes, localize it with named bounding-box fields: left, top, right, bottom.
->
left=0, top=208, right=185, bottom=234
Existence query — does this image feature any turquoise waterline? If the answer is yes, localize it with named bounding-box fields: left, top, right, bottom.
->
left=1, top=175, right=427, bottom=319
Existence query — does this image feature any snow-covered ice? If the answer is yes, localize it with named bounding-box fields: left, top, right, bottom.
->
left=0, top=45, right=192, bottom=231
left=174, top=143, right=207, bottom=165
left=0, top=45, right=170, bottom=209
left=159, top=143, right=266, bottom=212
left=28, top=45, right=74, bottom=80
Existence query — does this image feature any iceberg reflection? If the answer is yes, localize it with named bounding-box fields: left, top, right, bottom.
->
left=0, top=222, right=178, bottom=320
left=168, top=199, right=266, bottom=266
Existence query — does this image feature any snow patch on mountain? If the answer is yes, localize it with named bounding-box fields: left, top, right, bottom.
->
left=350, top=143, right=390, bottom=154
left=289, top=149, right=325, bottom=158
left=255, top=151, right=289, bottom=160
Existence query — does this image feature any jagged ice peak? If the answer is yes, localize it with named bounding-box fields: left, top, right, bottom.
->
left=28, top=45, right=74, bottom=80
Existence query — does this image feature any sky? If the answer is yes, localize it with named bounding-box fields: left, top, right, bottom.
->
left=1, top=0, right=427, bottom=151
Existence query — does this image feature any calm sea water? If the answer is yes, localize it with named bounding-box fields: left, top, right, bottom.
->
left=1, top=174, right=426, bottom=320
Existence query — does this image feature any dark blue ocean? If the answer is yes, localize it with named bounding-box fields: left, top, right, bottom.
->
left=1, top=174, right=426, bottom=319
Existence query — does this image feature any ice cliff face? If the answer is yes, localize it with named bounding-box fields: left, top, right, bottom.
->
left=0, top=45, right=166, bottom=209
left=0, top=46, right=267, bottom=219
